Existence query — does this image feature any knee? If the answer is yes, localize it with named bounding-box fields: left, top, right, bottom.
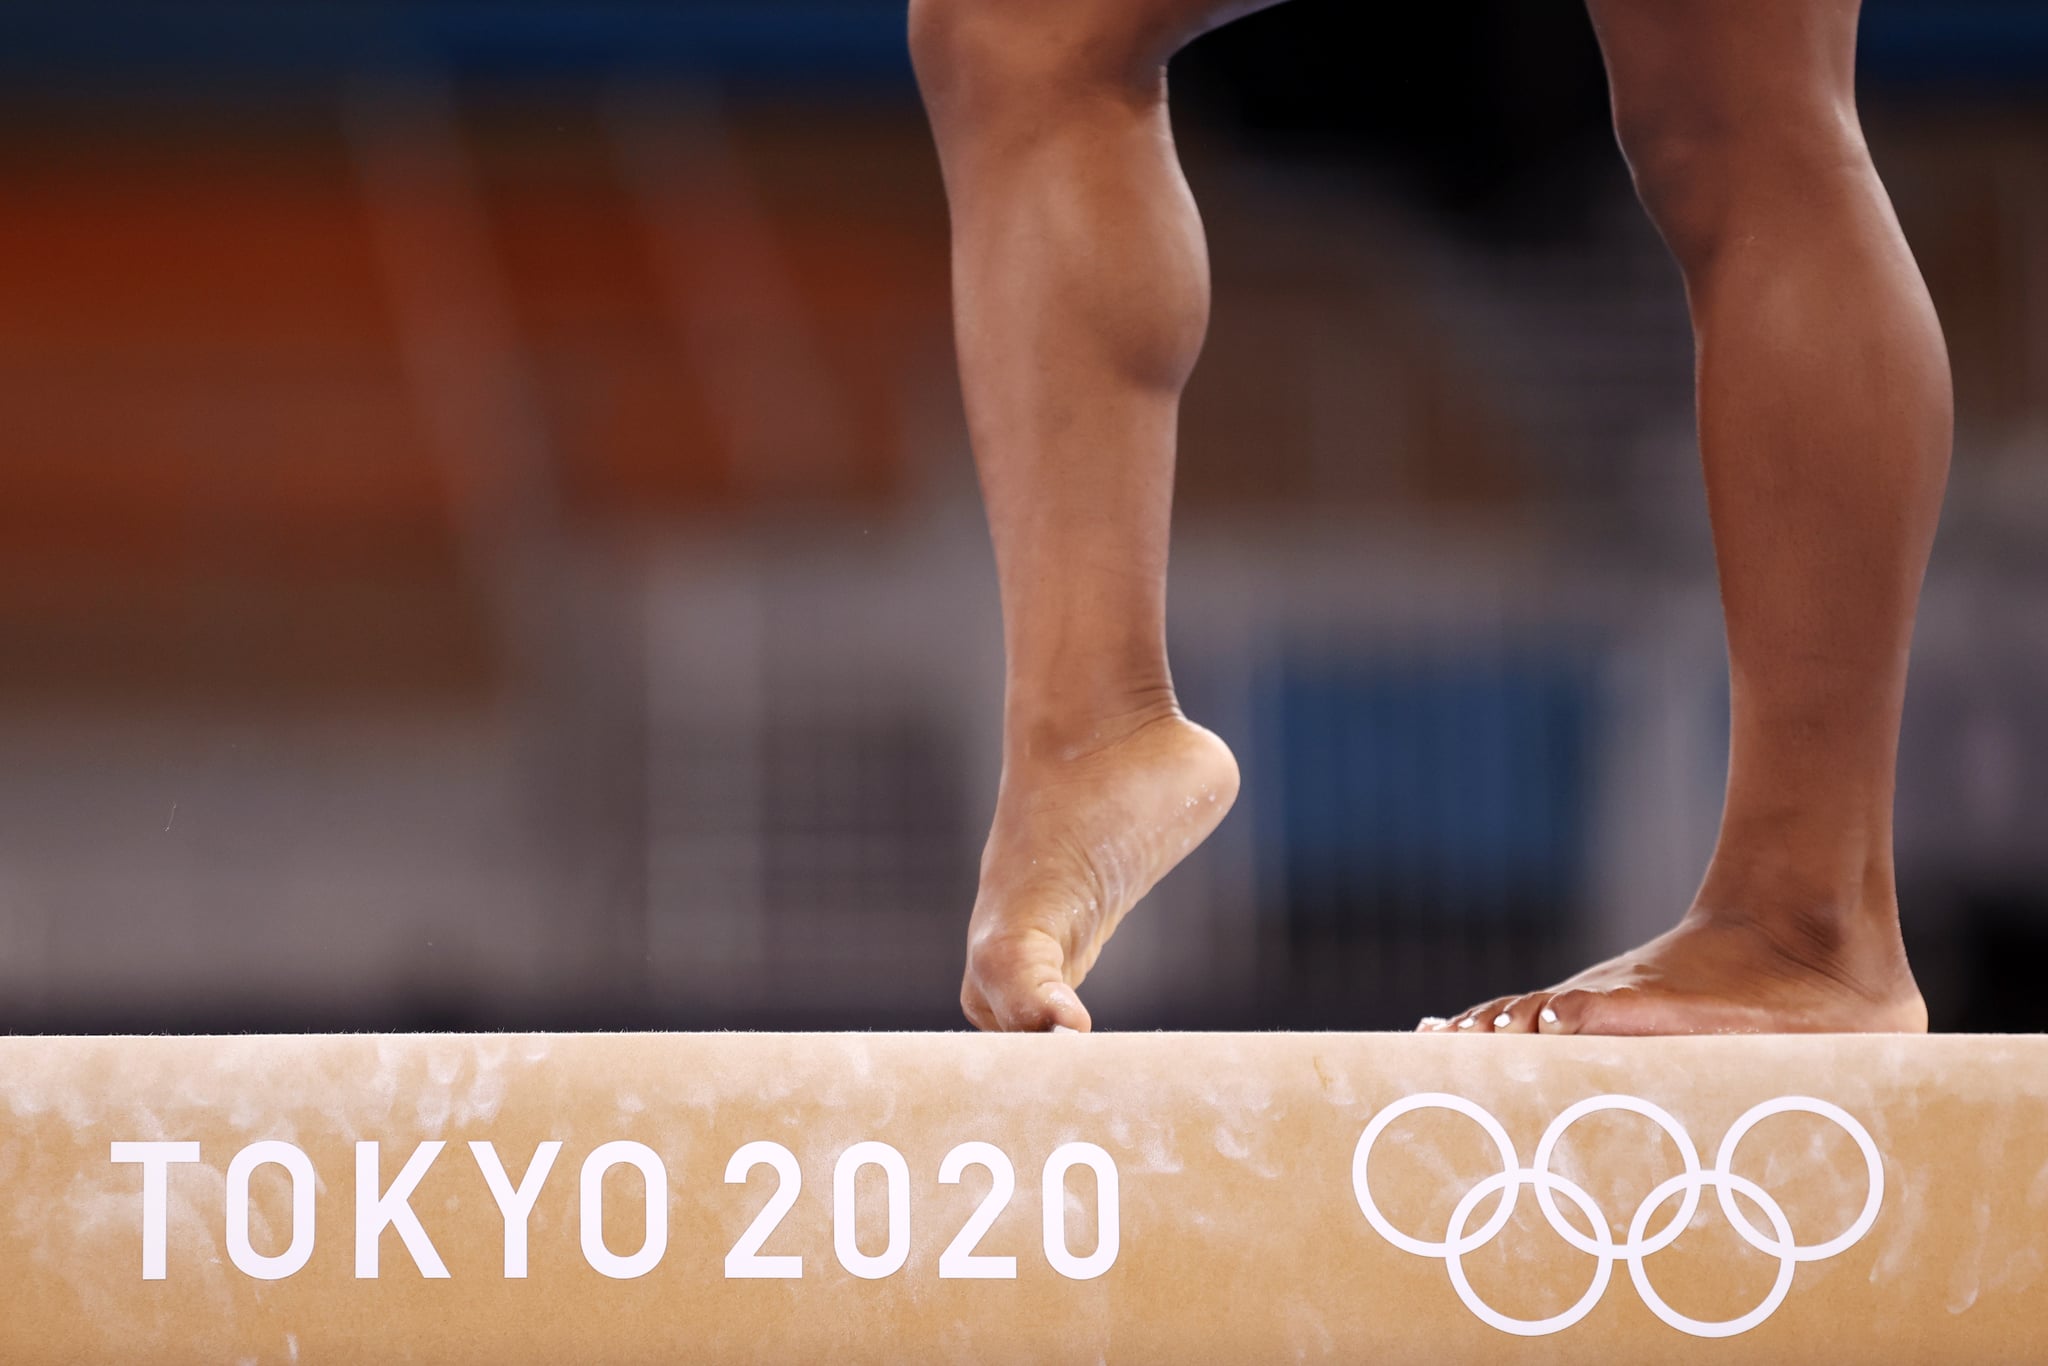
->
left=1598, top=4, right=1866, bottom=263
left=909, top=0, right=1163, bottom=130
left=1612, top=89, right=1864, bottom=262
left=905, top=0, right=989, bottom=108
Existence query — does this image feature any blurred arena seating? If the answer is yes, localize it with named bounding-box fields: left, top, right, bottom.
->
left=0, top=0, right=2043, bottom=1033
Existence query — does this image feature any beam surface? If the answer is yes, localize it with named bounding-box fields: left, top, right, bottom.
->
left=1, top=1032, right=2042, bottom=1364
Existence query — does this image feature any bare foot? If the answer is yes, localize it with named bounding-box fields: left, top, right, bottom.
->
left=1424, top=897, right=1928, bottom=1036
left=961, top=710, right=1239, bottom=1032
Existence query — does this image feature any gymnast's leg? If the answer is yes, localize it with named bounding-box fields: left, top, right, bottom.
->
left=1442, top=0, right=1952, bottom=1034
left=911, top=0, right=1281, bottom=1030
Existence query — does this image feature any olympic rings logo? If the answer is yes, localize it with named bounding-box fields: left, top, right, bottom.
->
left=1352, top=1093, right=1884, bottom=1339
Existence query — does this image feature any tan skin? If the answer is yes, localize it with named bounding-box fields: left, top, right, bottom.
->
left=910, top=0, right=1951, bottom=1035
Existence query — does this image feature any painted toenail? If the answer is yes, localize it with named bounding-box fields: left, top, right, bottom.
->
left=1457, top=1017, right=1476, bottom=1030
left=1493, top=1013, right=1513, bottom=1029
left=1419, top=1016, right=1449, bottom=1029
left=1539, top=1007, right=1559, bottom=1026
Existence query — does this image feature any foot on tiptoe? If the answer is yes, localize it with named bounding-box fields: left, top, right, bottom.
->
left=961, top=708, right=1239, bottom=1033
left=1422, top=880, right=1929, bottom=1036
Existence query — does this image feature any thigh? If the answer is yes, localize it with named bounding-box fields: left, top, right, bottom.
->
left=1066, top=0, right=1297, bottom=73
left=1583, top=0, right=1862, bottom=124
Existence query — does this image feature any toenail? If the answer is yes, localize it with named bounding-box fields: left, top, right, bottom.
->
left=1539, top=1007, right=1559, bottom=1026
left=1493, top=1013, right=1512, bottom=1029
left=1457, top=1017, right=1476, bottom=1030
left=1419, top=1016, right=1449, bottom=1029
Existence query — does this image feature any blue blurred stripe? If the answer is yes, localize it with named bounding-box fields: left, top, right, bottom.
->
left=1253, top=646, right=1599, bottom=933
left=0, top=2, right=914, bottom=88
left=2, top=1, right=2040, bottom=91
left=1862, top=0, right=2048, bottom=86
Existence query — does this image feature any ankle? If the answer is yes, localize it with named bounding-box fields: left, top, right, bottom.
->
left=1687, top=845, right=1909, bottom=993
left=1709, top=785, right=1896, bottom=893
left=1693, top=841, right=1898, bottom=927
left=1003, top=687, right=1185, bottom=766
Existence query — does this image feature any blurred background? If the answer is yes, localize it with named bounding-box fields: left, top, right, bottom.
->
left=0, top=0, right=2042, bottom=1035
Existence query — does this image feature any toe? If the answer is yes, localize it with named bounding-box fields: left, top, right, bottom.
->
left=1492, top=995, right=1549, bottom=1034
left=959, top=981, right=999, bottom=1032
left=1546, top=984, right=1675, bottom=1036
left=1035, top=983, right=1093, bottom=1033
left=1537, top=988, right=1596, bottom=1035
left=1472, top=997, right=1517, bottom=1034
left=967, top=929, right=1093, bottom=1033
left=1446, top=999, right=1505, bottom=1035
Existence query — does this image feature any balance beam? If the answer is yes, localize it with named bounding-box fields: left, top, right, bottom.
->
left=2, top=1032, right=2041, bottom=1363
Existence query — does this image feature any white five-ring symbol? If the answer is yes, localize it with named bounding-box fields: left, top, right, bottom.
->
left=1352, top=1094, right=1883, bottom=1339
